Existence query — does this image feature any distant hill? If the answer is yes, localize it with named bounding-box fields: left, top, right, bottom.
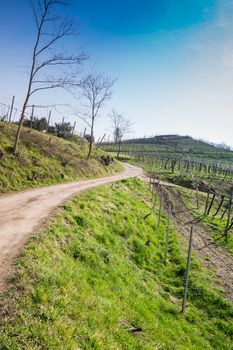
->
left=102, top=134, right=233, bottom=163
left=122, top=135, right=231, bottom=153
left=0, top=122, right=122, bottom=193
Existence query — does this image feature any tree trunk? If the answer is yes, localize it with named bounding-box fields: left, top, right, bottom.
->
left=224, top=193, right=232, bottom=242
left=213, top=195, right=224, bottom=217
left=13, top=115, right=24, bottom=154
left=13, top=96, right=29, bottom=154
left=206, top=193, right=216, bottom=216
left=87, top=136, right=93, bottom=160
left=204, top=191, right=210, bottom=216
left=117, top=140, right=121, bottom=159
left=87, top=119, right=94, bottom=160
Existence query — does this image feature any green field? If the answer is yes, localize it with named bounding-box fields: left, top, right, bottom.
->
left=0, top=122, right=123, bottom=193
left=0, top=179, right=232, bottom=349
left=102, top=134, right=233, bottom=199
left=102, top=135, right=233, bottom=164
left=120, top=154, right=233, bottom=255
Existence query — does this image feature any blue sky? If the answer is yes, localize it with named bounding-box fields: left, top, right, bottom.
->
left=0, top=0, right=233, bottom=146
left=72, top=0, right=215, bottom=34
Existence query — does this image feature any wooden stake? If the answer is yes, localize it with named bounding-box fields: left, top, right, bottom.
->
left=164, top=206, right=171, bottom=264
left=30, top=105, right=34, bottom=128
left=9, top=95, right=15, bottom=123
left=96, top=133, right=106, bottom=149
left=83, top=127, right=86, bottom=138
left=157, top=191, right=163, bottom=228
left=224, top=192, right=233, bottom=242
left=72, top=121, right=76, bottom=135
left=204, top=191, right=210, bottom=215
left=152, top=190, right=156, bottom=210
left=48, top=110, right=51, bottom=126
left=195, top=184, right=199, bottom=209
left=181, top=226, right=193, bottom=317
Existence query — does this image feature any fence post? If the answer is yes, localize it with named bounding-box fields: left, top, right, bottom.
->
left=157, top=191, right=163, bottom=228
left=164, top=206, right=171, bottom=264
left=48, top=110, right=51, bottom=126
left=30, top=105, right=34, bottom=128
left=224, top=191, right=232, bottom=242
left=195, top=184, right=199, bottom=209
left=72, top=121, right=76, bottom=135
left=204, top=190, right=210, bottom=215
left=9, top=95, right=15, bottom=123
left=96, top=133, right=106, bottom=149
left=181, top=226, right=193, bottom=317
left=152, top=189, right=156, bottom=210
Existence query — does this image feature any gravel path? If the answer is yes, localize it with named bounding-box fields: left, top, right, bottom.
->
left=0, top=163, right=143, bottom=289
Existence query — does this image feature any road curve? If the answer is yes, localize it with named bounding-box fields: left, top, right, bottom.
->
left=0, top=163, right=143, bottom=289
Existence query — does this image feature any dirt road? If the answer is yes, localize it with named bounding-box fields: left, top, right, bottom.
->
left=0, top=163, right=143, bottom=289
left=1, top=163, right=232, bottom=302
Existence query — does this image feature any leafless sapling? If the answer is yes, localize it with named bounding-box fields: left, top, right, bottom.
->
left=110, top=109, right=133, bottom=159
left=13, top=0, right=87, bottom=154
left=76, top=72, right=115, bottom=159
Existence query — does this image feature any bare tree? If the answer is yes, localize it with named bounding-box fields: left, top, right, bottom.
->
left=76, top=72, right=115, bottom=159
left=13, top=0, right=87, bottom=154
left=110, top=109, right=133, bottom=158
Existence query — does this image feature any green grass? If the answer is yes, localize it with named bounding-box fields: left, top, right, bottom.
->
left=102, top=134, right=233, bottom=193
left=102, top=134, right=233, bottom=164
left=0, top=179, right=232, bottom=349
left=0, top=122, right=123, bottom=193
left=176, top=186, right=233, bottom=256
left=124, top=154, right=233, bottom=197
left=124, top=153, right=233, bottom=254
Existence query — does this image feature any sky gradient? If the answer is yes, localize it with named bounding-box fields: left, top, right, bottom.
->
left=0, top=0, right=233, bottom=146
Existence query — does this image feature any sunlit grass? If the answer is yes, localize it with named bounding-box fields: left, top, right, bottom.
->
left=0, top=122, right=123, bottom=193
left=176, top=186, right=233, bottom=256
left=0, top=179, right=232, bottom=349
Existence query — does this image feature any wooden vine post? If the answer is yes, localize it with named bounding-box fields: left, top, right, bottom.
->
left=157, top=190, right=163, bottom=228
left=224, top=190, right=233, bottom=242
left=164, top=206, right=171, bottom=265
left=9, top=95, right=15, bottom=123
left=181, top=226, right=193, bottom=317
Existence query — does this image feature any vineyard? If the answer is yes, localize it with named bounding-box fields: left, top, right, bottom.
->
left=1, top=179, right=233, bottom=349
left=102, top=135, right=233, bottom=252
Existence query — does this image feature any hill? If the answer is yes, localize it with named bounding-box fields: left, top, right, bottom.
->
left=102, top=134, right=233, bottom=253
left=0, top=178, right=232, bottom=349
left=102, top=134, right=233, bottom=163
left=123, top=134, right=230, bottom=152
left=0, top=122, right=122, bottom=193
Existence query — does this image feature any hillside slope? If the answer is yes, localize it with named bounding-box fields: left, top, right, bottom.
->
left=0, top=179, right=232, bottom=349
left=123, top=135, right=229, bottom=152
left=103, top=134, right=233, bottom=163
left=0, top=163, right=142, bottom=291
left=0, top=122, right=122, bottom=193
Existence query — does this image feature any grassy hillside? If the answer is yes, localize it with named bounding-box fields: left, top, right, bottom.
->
left=102, top=134, right=233, bottom=164
left=175, top=186, right=233, bottom=256
left=123, top=135, right=230, bottom=153
left=0, top=179, right=232, bottom=349
left=0, top=122, right=123, bottom=193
